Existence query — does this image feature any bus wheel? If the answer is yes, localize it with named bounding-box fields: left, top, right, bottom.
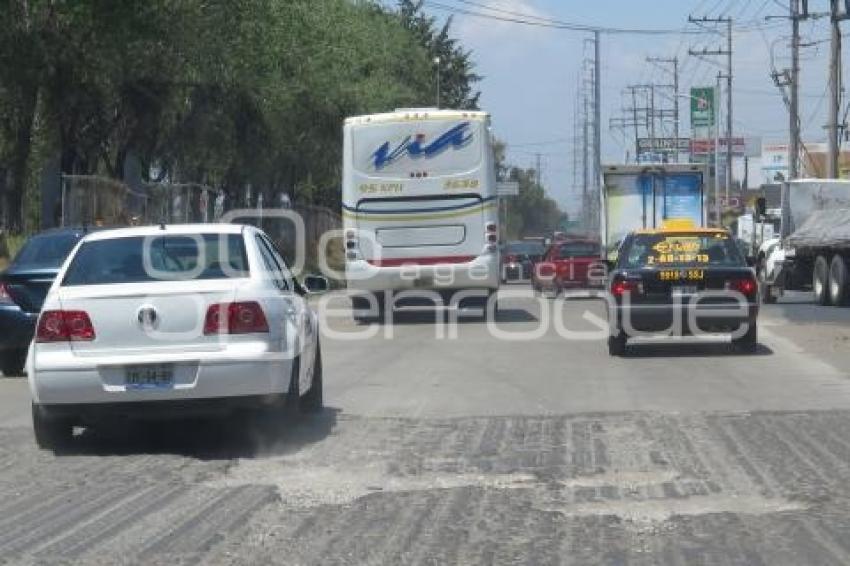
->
left=813, top=255, right=830, bottom=306
left=829, top=255, right=849, bottom=306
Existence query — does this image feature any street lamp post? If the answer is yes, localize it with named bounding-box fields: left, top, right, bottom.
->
left=434, top=56, right=441, bottom=108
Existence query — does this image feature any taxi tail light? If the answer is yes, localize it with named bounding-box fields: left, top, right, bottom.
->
left=36, top=310, right=96, bottom=342
left=204, top=302, right=269, bottom=335
left=611, top=278, right=641, bottom=297
left=726, top=277, right=757, bottom=297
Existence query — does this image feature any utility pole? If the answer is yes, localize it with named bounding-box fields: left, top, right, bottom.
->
left=593, top=30, right=602, bottom=232
left=791, top=0, right=801, bottom=179
left=647, top=57, right=680, bottom=162
left=828, top=0, right=844, bottom=178
left=689, top=15, right=733, bottom=200
left=715, top=73, right=723, bottom=226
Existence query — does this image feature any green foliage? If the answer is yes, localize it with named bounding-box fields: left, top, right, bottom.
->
left=492, top=140, right=567, bottom=239
left=0, top=0, right=480, bottom=232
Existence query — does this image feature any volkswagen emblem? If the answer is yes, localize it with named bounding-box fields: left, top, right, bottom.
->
left=137, top=306, right=159, bottom=330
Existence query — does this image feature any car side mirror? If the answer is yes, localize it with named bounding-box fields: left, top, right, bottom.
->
left=303, top=274, right=329, bottom=294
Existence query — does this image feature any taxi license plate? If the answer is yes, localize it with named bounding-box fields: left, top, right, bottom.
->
left=125, top=364, right=174, bottom=389
left=671, top=285, right=698, bottom=296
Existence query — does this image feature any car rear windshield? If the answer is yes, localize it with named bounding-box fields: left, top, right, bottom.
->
left=619, top=232, right=744, bottom=269
left=62, top=234, right=249, bottom=286
left=12, top=233, right=80, bottom=270
left=557, top=242, right=600, bottom=258
left=505, top=242, right=544, bottom=256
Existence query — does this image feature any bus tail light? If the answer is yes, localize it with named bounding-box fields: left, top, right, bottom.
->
left=485, top=222, right=498, bottom=248
left=345, top=229, right=359, bottom=260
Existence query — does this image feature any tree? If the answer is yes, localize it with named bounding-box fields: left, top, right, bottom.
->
left=397, top=0, right=481, bottom=110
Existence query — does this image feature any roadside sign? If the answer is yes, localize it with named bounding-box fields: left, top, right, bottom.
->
left=690, top=137, right=747, bottom=156
left=690, top=87, right=715, bottom=128
left=637, top=138, right=690, bottom=153
left=496, top=181, right=519, bottom=196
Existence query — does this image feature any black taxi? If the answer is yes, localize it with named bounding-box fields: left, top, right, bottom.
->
left=607, top=219, right=759, bottom=356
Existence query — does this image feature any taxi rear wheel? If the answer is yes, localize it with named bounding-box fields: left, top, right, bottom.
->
left=732, top=323, right=758, bottom=353
left=607, top=330, right=627, bottom=356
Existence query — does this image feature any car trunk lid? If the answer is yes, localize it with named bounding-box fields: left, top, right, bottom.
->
left=56, top=280, right=241, bottom=356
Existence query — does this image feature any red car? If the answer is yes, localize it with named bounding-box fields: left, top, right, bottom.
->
left=532, top=239, right=604, bottom=294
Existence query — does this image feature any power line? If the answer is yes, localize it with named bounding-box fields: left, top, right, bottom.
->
left=423, top=1, right=719, bottom=35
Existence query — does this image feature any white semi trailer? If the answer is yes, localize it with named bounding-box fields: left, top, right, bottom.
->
left=758, top=179, right=850, bottom=305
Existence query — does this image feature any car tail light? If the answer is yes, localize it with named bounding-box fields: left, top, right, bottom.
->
left=204, top=302, right=269, bottom=335
left=36, top=310, right=96, bottom=342
left=611, top=279, right=641, bottom=297
left=726, top=278, right=757, bottom=297
left=0, top=283, right=11, bottom=305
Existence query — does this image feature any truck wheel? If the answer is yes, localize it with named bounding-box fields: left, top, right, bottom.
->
left=829, top=255, right=849, bottom=306
left=732, top=323, right=758, bottom=353
left=758, top=266, right=776, bottom=304
left=607, top=330, right=627, bottom=356
left=813, top=255, right=830, bottom=306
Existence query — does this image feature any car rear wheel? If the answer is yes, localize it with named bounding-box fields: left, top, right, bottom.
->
left=1, top=349, right=26, bottom=377
left=732, top=323, right=758, bottom=353
left=829, top=255, right=849, bottom=306
left=813, top=255, right=830, bottom=305
left=32, top=404, right=73, bottom=451
left=301, top=341, right=323, bottom=413
left=607, top=330, right=627, bottom=356
left=758, top=265, right=776, bottom=304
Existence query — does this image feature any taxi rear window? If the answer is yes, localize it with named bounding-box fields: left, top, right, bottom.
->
left=619, top=232, right=744, bottom=269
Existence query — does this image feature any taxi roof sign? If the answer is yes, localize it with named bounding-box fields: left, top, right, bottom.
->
left=635, top=218, right=728, bottom=236
left=660, top=218, right=697, bottom=231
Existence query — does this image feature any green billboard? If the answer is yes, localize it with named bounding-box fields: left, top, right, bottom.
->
left=690, top=87, right=715, bottom=128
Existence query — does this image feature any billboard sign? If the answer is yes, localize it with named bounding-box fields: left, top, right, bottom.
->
left=637, top=138, right=691, bottom=153
left=690, top=137, right=747, bottom=156
left=690, top=87, right=715, bottom=128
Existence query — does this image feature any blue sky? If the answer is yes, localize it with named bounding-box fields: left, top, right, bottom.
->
left=416, top=0, right=843, bottom=215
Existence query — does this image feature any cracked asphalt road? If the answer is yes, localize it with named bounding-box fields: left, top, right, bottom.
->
left=3, top=289, right=850, bottom=565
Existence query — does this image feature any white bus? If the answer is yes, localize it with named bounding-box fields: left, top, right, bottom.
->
left=342, top=109, right=499, bottom=318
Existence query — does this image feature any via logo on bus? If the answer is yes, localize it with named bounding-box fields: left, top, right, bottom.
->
left=371, top=122, right=472, bottom=170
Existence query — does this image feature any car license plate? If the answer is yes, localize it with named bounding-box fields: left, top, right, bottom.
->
left=671, top=285, right=698, bottom=296
left=125, top=364, right=174, bottom=389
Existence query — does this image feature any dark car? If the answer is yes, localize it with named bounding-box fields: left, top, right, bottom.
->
left=501, top=240, right=546, bottom=282
left=0, top=228, right=89, bottom=375
left=607, top=221, right=759, bottom=356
